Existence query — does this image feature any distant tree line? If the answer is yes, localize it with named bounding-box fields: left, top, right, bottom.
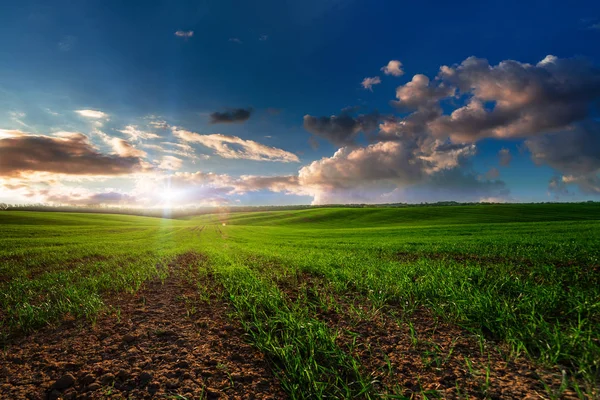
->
left=0, top=200, right=597, bottom=219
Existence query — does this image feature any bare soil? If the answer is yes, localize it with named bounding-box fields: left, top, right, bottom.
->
left=279, top=273, right=582, bottom=399
left=0, top=253, right=284, bottom=400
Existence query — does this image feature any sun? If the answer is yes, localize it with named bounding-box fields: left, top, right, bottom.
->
left=162, top=189, right=176, bottom=203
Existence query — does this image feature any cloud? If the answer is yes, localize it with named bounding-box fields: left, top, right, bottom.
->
left=0, top=130, right=147, bottom=177
left=75, top=109, right=108, bottom=119
left=143, top=143, right=199, bottom=159
left=298, top=141, right=426, bottom=190
left=303, top=111, right=380, bottom=147
left=149, top=120, right=170, bottom=130
left=548, top=176, right=570, bottom=199
left=175, top=30, right=194, bottom=38
left=297, top=139, right=474, bottom=190
left=209, top=108, right=252, bottom=124
left=525, top=122, right=600, bottom=177
left=259, top=34, right=269, bottom=41
left=158, top=156, right=183, bottom=171
left=381, top=60, right=404, bottom=77
left=119, top=125, right=161, bottom=141
left=172, top=128, right=299, bottom=162
left=229, top=37, right=243, bottom=44
left=131, top=172, right=302, bottom=207
left=525, top=121, right=600, bottom=194
left=8, top=111, right=30, bottom=128
left=361, top=76, right=381, bottom=91
left=498, top=148, right=512, bottom=166
left=108, top=138, right=147, bottom=158
left=393, top=74, right=454, bottom=111
left=430, top=55, right=600, bottom=142
left=45, top=191, right=137, bottom=206
left=562, top=175, right=600, bottom=194
left=230, top=175, right=301, bottom=194
left=485, top=167, right=500, bottom=179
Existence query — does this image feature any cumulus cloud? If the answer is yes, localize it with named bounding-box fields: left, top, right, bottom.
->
left=209, top=108, right=252, bottom=124
left=525, top=122, right=600, bottom=177
left=381, top=60, right=404, bottom=77
left=0, top=130, right=147, bottom=177
left=259, top=34, right=269, bottom=41
left=75, top=109, right=108, bottom=119
left=175, top=30, right=194, bottom=38
left=525, top=121, right=600, bottom=194
left=498, top=148, right=512, bottom=166
left=303, top=111, right=380, bottom=147
left=431, top=55, right=600, bottom=142
left=361, top=76, right=381, bottom=91
left=172, top=128, right=299, bottom=162
left=393, top=74, right=454, bottom=111
left=298, top=138, right=475, bottom=191
left=229, top=37, right=243, bottom=44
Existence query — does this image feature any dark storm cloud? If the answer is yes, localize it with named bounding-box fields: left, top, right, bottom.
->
left=302, top=111, right=380, bottom=147
left=0, top=132, right=147, bottom=177
left=209, top=108, right=253, bottom=124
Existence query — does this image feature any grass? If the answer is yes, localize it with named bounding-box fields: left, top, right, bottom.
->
left=1, top=203, right=599, bottom=397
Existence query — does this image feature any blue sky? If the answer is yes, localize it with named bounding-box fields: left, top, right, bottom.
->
left=1, top=0, right=600, bottom=207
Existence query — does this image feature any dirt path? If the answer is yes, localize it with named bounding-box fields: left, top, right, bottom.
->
left=0, top=253, right=284, bottom=400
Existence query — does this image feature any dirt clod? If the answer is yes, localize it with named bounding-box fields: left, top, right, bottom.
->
left=51, top=374, right=75, bottom=390
left=122, top=333, right=136, bottom=343
left=85, top=383, right=101, bottom=391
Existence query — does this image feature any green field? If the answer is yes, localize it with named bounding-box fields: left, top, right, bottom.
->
left=1, top=204, right=599, bottom=398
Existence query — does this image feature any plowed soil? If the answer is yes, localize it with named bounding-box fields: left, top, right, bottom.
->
left=0, top=253, right=284, bottom=400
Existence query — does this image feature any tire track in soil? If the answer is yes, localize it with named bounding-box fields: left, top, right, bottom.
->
left=0, top=252, right=285, bottom=400
left=277, top=273, right=582, bottom=400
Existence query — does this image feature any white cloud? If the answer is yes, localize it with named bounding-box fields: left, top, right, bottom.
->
left=158, top=156, right=183, bottom=171
left=119, top=125, right=161, bottom=141
left=108, top=138, right=147, bottom=158
left=361, top=76, right=381, bottom=91
left=381, top=60, right=404, bottom=77
left=75, top=109, right=108, bottom=119
left=175, top=30, right=194, bottom=38
left=172, top=128, right=299, bottom=162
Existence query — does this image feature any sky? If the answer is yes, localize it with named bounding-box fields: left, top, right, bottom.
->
left=1, top=0, right=600, bottom=208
